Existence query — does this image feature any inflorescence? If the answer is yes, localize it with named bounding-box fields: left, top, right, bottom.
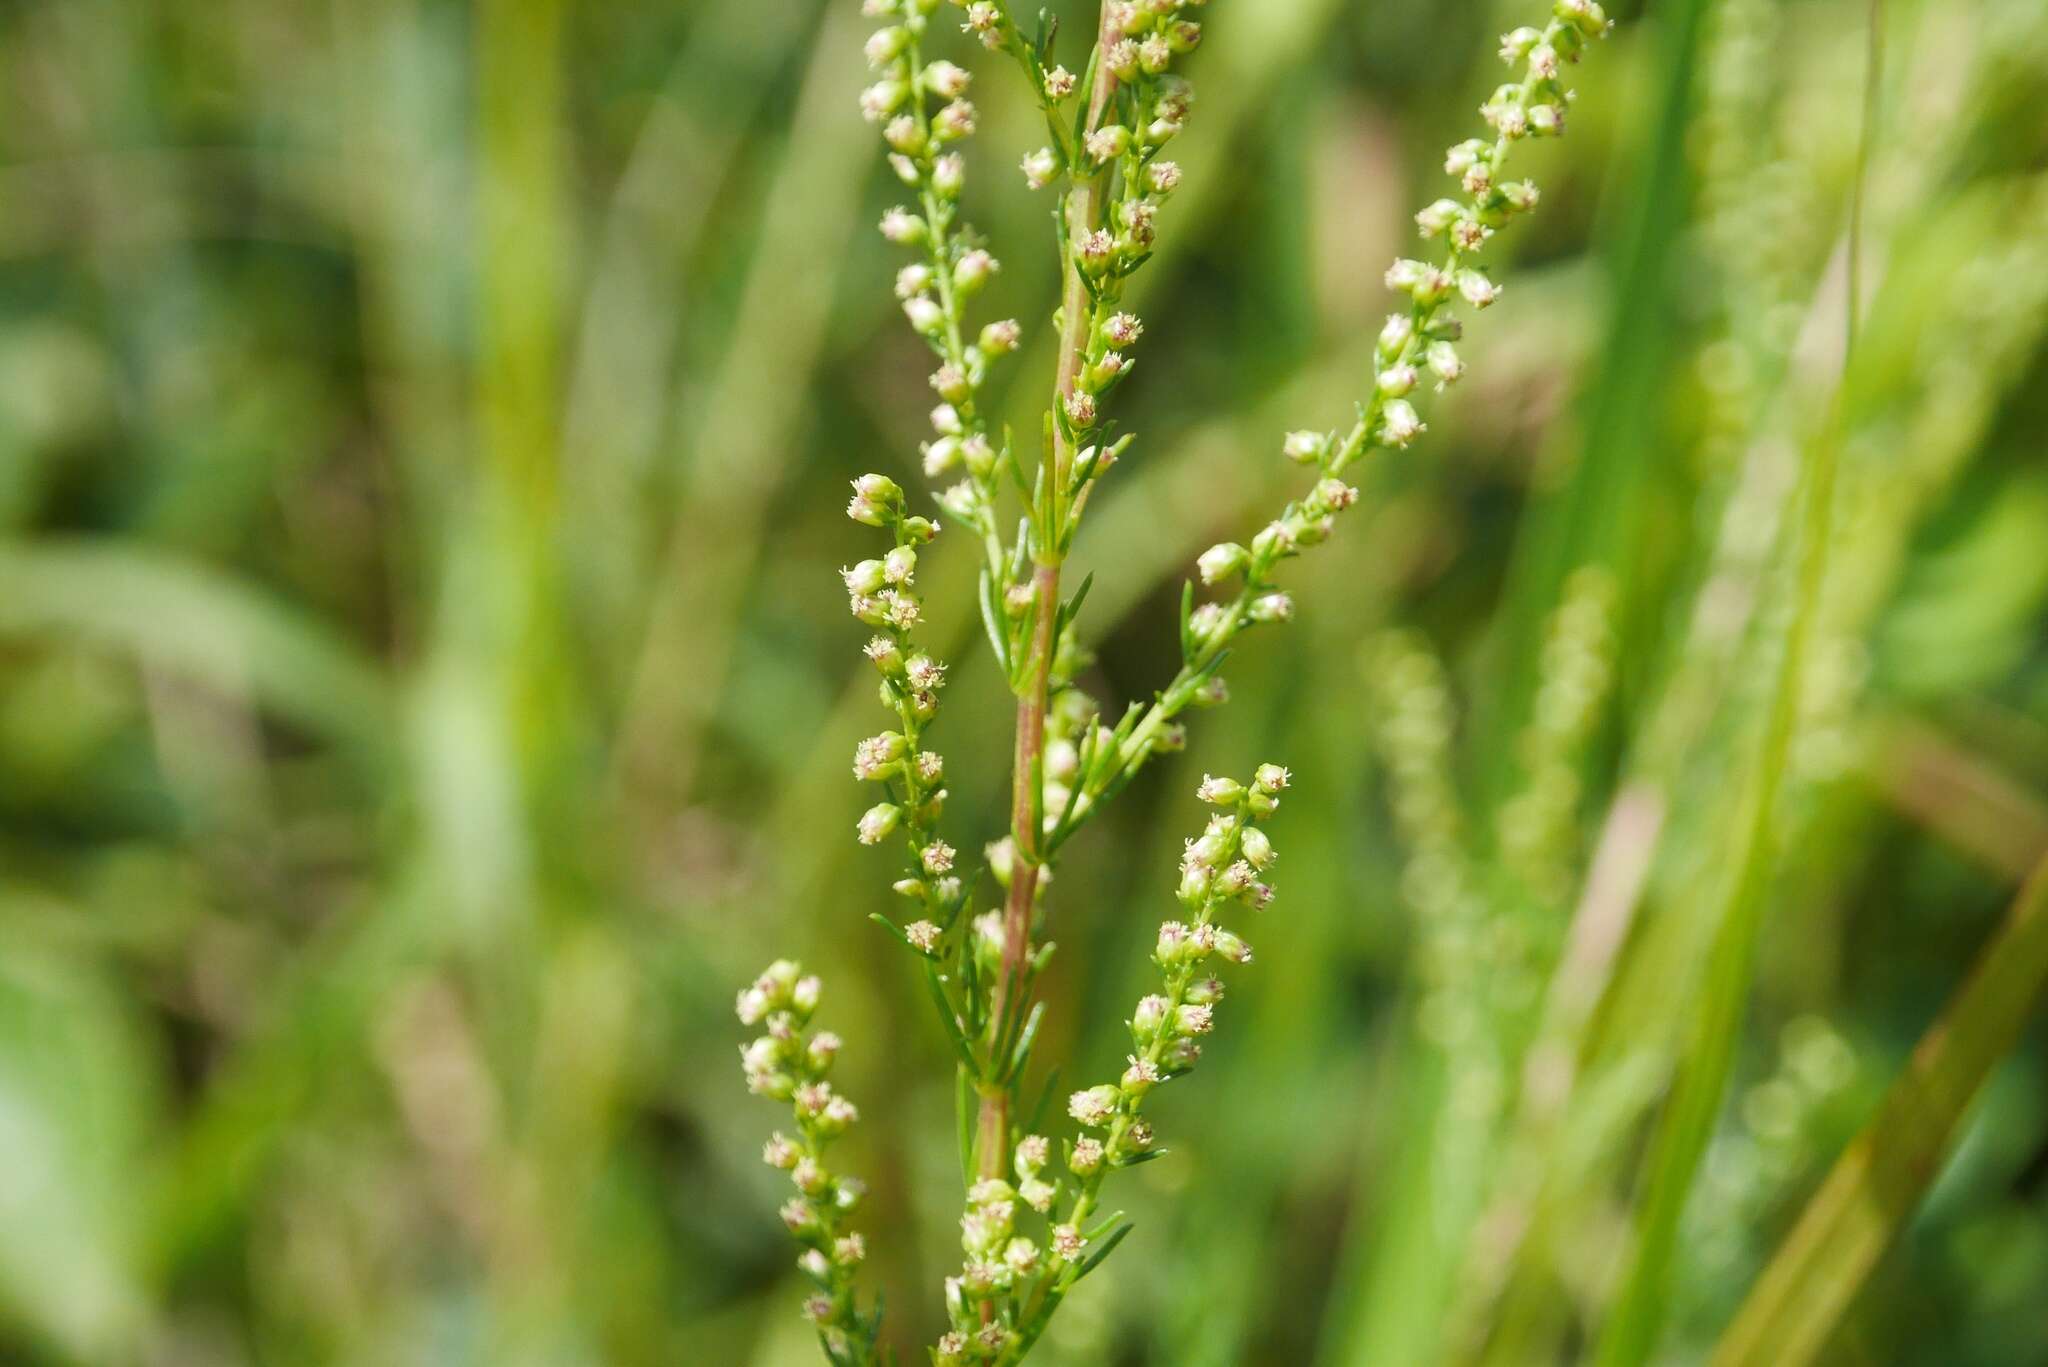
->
left=739, top=1, right=1611, bottom=1360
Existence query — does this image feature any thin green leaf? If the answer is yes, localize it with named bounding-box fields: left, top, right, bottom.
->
left=1711, top=852, right=2048, bottom=1367
left=867, top=912, right=918, bottom=953
left=1072, top=1222, right=1133, bottom=1282
left=1002, top=1002, right=1047, bottom=1084
left=1026, top=1067, right=1061, bottom=1136
left=923, top=964, right=979, bottom=1074
left=979, top=570, right=1012, bottom=676
left=956, top=1065, right=976, bottom=1188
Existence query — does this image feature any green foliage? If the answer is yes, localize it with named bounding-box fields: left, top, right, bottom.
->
left=1, top=0, right=2046, bottom=1364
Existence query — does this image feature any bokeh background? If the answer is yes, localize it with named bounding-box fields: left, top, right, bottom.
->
left=3, top=0, right=2047, bottom=1363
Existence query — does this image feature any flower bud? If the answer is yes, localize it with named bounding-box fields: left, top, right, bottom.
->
left=1155, top=920, right=1190, bottom=965
left=1186, top=830, right=1229, bottom=869
left=1240, top=826, right=1275, bottom=869
left=1076, top=230, right=1116, bottom=277
left=856, top=803, right=900, bottom=845
left=1085, top=124, right=1131, bottom=164
left=1018, top=1176, right=1056, bottom=1213
left=980, top=319, right=1022, bottom=355
left=780, top=1198, right=820, bottom=1237
left=894, top=265, right=932, bottom=301
left=792, top=975, right=821, bottom=1013
left=932, top=99, right=976, bottom=141
left=1068, top=1085, right=1119, bottom=1128
left=954, top=248, right=998, bottom=295
left=763, top=1131, right=802, bottom=1169
left=817, top=1094, right=858, bottom=1135
left=1249, top=592, right=1294, bottom=624
left=1015, top=1134, right=1050, bottom=1176
left=859, top=81, right=907, bottom=123
left=1458, top=270, right=1500, bottom=308
left=883, top=114, right=924, bottom=156
left=922, top=436, right=962, bottom=479
left=931, top=152, right=966, bottom=197
left=1087, top=350, right=1128, bottom=389
left=1498, top=26, right=1542, bottom=64
left=1378, top=312, right=1415, bottom=358
left=1556, top=0, right=1611, bottom=37
left=1196, top=542, right=1248, bottom=585
left=1085, top=319, right=1136, bottom=359
left=1020, top=146, right=1059, bottom=190
left=924, top=60, right=971, bottom=98
left=853, top=473, right=900, bottom=505
left=878, top=207, right=925, bottom=244
left=1379, top=399, right=1425, bottom=447
left=1415, top=198, right=1463, bottom=237
left=1427, top=340, right=1465, bottom=386
left=1443, top=138, right=1488, bottom=176
left=1282, top=429, right=1327, bottom=464
left=1378, top=363, right=1419, bottom=397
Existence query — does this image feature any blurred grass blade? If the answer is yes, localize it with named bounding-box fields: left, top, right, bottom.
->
left=1711, top=851, right=2048, bottom=1367
left=1596, top=3, right=1882, bottom=1354
left=1592, top=341, right=1846, bottom=1367
left=1479, top=0, right=1710, bottom=796
left=0, top=538, right=391, bottom=769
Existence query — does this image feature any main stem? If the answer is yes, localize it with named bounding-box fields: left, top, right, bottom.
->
left=977, top=6, right=1120, bottom=1181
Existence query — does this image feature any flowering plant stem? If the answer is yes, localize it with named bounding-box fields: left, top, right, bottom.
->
left=982, top=0, right=1120, bottom=1190
left=738, top=2, right=1614, bottom=1360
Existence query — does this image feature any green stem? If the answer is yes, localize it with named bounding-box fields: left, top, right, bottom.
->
left=977, top=0, right=1121, bottom=1186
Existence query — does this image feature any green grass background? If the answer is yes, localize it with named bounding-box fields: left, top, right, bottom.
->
left=2, top=0, right=2046, bottom=1363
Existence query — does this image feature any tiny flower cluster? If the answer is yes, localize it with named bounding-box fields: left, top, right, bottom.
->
left=1339, top=0, right=1608, bottom=473
left=1056, top=773, right=1285, bottom=1255
left=741, top=4, right=1617, bottom=1360
left=926, top=764, right=1289, bottom=1363
left=843, top=473, right=964, bottom=952
left=1040, top=19, right=1199, bottom=462
left=863, top=0, right=1024, bottom=593
left=1025, top=0, right=1612, bottom=854
left=738, top=962, right=879, bottom=1361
